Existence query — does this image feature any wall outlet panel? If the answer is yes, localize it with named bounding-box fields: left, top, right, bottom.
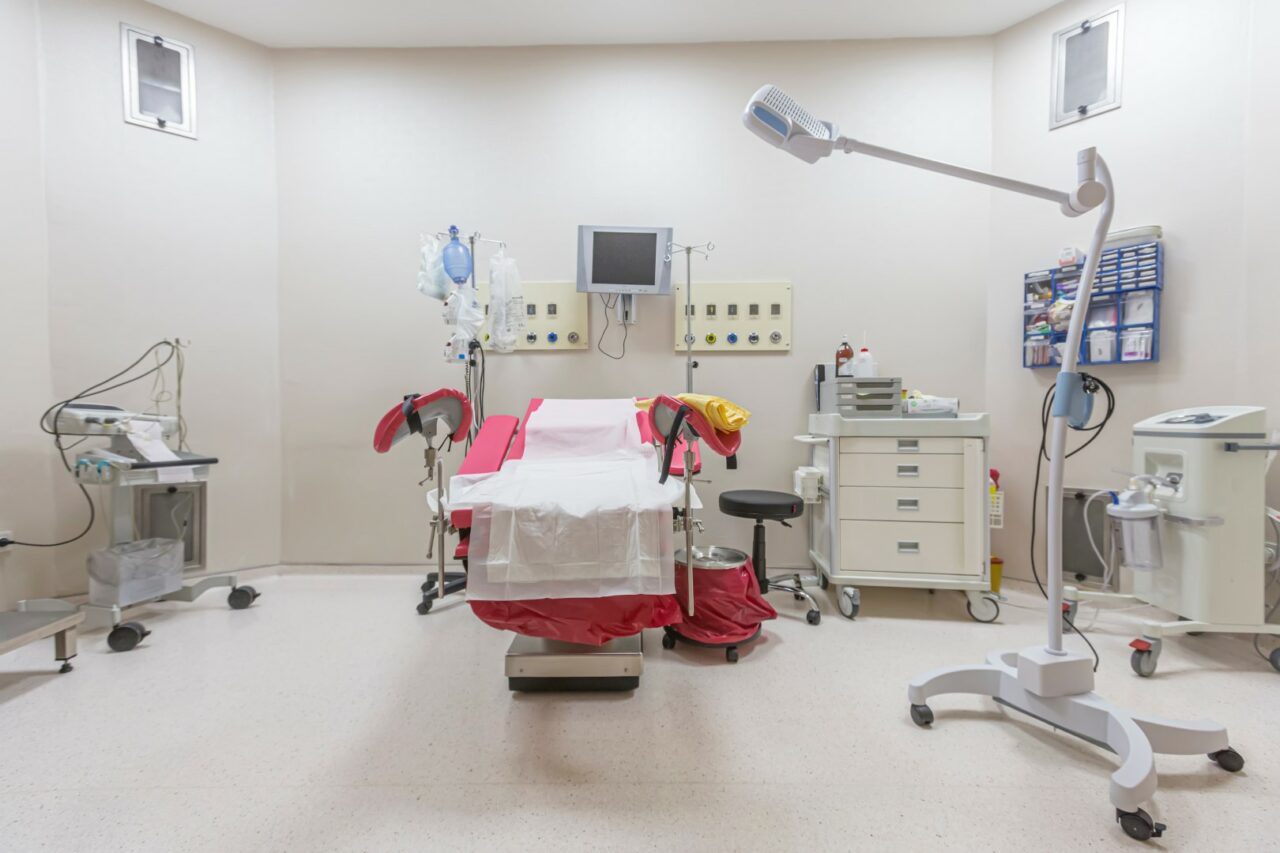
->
left=474, top=280, right=589, bottom=351
left=672, top=282, right=792, bottom=352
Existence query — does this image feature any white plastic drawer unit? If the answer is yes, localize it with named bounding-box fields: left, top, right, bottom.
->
left=838, top=436, right=964, bottom=455
left=840, top=520, right=968, bottom=575
left=802, top=411, right=991, bottom=596
left=838, top=453, right=965, bottom=489
left=841, top=486, right=964, bottom=523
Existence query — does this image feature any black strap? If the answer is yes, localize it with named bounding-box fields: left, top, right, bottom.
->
left=402, top=393, right=423, bottom=436
left=658, top=405, right=690, bottom=485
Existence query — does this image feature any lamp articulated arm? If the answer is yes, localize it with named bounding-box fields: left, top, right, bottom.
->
left=836, top=137, right=1106, bottom=218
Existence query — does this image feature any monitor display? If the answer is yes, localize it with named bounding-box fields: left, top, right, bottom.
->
left=576, top=225, right=673, bottom=296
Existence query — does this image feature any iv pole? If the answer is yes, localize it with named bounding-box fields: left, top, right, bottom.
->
left=670, top=241, right=714, bottom=393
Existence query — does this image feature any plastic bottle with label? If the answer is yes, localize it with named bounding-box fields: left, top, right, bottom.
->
left=835, top=337, right=854, bottom=376
left=851, top=346, right=877, bottom=378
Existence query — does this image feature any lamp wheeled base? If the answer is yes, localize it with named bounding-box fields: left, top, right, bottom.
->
left=907, top=648, right=1240, bottom=839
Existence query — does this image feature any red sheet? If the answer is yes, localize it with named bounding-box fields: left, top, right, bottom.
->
left=671, top=557, right=776, bottom=645
left=470, top=595, right=682, bottom=645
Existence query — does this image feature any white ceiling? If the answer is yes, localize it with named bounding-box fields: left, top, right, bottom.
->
left=144, top=0, right=1064, bottom=49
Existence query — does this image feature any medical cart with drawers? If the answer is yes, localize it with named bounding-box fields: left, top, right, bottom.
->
left=796, top=405, right=997, bottom=622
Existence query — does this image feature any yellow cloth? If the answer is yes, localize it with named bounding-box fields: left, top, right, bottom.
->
left=635, top=394, right=751, bottom=433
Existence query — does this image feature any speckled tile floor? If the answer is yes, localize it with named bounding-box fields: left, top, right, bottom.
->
left=0, top=573, right=1276, bottom=852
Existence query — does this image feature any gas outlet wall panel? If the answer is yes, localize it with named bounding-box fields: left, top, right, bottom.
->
left=475, top=280, right=589, bottom=351
left=672, top=282, right=792, bottom=352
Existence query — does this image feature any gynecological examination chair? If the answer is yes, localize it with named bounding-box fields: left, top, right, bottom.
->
left=376, top=392, right=760, bottom=690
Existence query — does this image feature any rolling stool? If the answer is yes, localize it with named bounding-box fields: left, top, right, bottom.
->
left=718, top=489, right=820, bottom=625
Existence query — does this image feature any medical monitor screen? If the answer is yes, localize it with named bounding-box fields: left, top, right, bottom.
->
left=592, top=232, right=658, bottom=288
left=577, top=225, right=673, bottom=296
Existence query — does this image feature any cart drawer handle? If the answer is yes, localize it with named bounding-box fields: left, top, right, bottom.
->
left=897, top=498, right=920, bottom=511
left=897, top=464, right=920, bottom=477
left=897, top=439, right=919, bottom=452
left=897, top=541, right=920, bottom=554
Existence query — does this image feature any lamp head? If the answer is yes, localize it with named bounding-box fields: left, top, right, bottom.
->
left=742, top=84, right=839, bottom=163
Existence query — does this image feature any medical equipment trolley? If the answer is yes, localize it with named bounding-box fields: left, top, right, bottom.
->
left=796, top=412, right=997, bottom=622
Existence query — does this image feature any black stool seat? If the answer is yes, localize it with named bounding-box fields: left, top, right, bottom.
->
left=719, top=489, right=804, bottom=521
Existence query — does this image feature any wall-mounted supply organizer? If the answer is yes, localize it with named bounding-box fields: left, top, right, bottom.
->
left=672, top=282, right=792, bottom=352
left=1022, top=240, right=1163, bottom=369
left=474, top=280, right=589, bottom=350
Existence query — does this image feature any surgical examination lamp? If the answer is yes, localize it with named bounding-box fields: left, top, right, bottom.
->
left=743, top=84, right=1241, bottom=841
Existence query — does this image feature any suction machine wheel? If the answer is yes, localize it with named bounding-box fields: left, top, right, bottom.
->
left=806, top=609, right=821, bottom=626
left=227, top=585, right=259, bottom=610
left=909, top=703, right=933, bottom=727
left=661, top=631, right=677, bottom=650
left=1130, top=649, right=1158, bottom=678
left=725, top=647, right=739, bottom=663
left=966, top=594, right=1000, bottom=624
left=838, top=587, right=859, bottom=620
left=1209, top=748, right=1245, bottom=773
left=1116, top=808, right=1165, bottom=842
left=416, top=599, right=434, bottom=616
left=107, top=621, right=149, bottom=653
left=1269, top=646, right=1280, bottom=674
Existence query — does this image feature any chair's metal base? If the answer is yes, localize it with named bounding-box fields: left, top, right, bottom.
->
left=505, top=633, right=642, bottom=692
left=908, top=648, right=1234, bottom=815
left=765, top=575, right=822, bottom=624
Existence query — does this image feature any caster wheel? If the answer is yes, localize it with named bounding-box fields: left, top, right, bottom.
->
left=818, top=573, right=829, bottom=590
left=909, top=704, right=933, bottom=727
left=416, top=599, right=433, bottom=615
left=1209, top=748, right=1245, bottom=773
left=1130, top=649, right=1158, bottom=678
left=806, top=609, right=821, bottom=626
left=966, top=594, right=1000, bottom=624
left=661, top=631, right=677, bottom=650
left=1268, top=647, right=1280, bottom=674
left=107, top=621, right=148, bottom=652
left=1116, top=808, right=1165, bottom=841
left=1062, top=601, right=1079, bottom=630
left=725, top=647, right=739, bottom=663
left=838, top=587, right=859, bottom=620
left=228, top=585, right=258, bottom=610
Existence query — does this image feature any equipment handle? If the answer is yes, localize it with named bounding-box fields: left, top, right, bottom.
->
left=658, top=406, right=691, bottom=485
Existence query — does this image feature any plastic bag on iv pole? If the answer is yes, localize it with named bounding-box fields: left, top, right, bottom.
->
left=416, top=234, right=452, bottom=301
left=487, top=248, right=526, bottom=353
left=442, top=285, right=485, bottom=363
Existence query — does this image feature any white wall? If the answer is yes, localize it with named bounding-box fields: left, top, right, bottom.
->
left=1243, top=0, right=1280, bottom=505
left=985, top=0, right=1265, bottom=581
left=5, top=0, right=1277, bottom=593
left=0, top=0, right=58, bottom=606
left=272, top=39, right=994, bottom=568
left=0, top=0, right=283, bottom=608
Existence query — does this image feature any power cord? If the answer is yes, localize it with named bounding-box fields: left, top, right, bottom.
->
left=596, top=294, right=629, bottom=360
left=1026, top=372, right=1116, bottom=670
left=2, top=340, right=185, bottom=549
